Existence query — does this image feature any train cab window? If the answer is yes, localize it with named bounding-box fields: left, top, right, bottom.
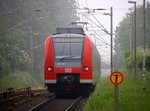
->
left=53, top=37, right=84, bottom=67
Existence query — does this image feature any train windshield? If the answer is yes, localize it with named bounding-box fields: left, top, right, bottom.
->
left=53, top=37, right=84, bottom=67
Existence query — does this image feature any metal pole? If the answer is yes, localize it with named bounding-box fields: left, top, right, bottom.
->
left=128, top=1, right=137, bottom=81
left=114, top=85, right=118, bottom=111
left=142, top=0, right=146, bottom=89
left=110, top=7, right=113, bottom=73
left=143, top=0, right=146, bottom=50
left=131, top=14, right=134, bottom=80
left=134, top=3, right=137, bottom=81
left=135, top=3, right=137, bottom=81
left=129, top=14, right=134, bottom=79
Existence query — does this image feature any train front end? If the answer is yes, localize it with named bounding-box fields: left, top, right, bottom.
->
left=44, top=28, right=98, bottom=97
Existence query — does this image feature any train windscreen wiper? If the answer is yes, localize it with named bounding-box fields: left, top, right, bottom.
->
left=56, top=55, right=81, bottom=61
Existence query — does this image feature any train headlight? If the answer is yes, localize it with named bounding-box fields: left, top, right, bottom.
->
left=47, top=66, right=54, bottom=72
left=83, top=66, right=90, bottom=71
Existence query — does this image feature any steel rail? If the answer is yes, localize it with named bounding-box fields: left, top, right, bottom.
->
left=28, top=95, right=56, bottom=111
left=64, top=96, right=82, bottom=111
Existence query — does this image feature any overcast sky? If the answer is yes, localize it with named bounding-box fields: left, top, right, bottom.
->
left=87, top=0, right=149, bottom=28
left=76, top=0, right=150, bottom=63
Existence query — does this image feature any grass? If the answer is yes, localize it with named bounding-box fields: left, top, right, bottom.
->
left=83, top=69, right=150, bottom=111
left=0, top=71, right=43, bottom=91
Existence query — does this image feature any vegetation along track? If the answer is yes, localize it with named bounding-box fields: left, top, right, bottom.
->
left=28, top=96, right=83, bottom=111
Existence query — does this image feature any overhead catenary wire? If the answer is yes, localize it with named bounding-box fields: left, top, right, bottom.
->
left=98, top=48, right=110, bottom=54
left=89, top=29, right=111, bottom=46
left=102, top=56, right=110, bottom=62
left=87, top=26, right=115, bottom=50
left=65, top=0, right=114, bottom=52
left=74, top=1, right=112, bottom=46
left=65, top=0, right=109, bottom=35
left=58, top=0, right=113, bottom=69
left=85, top=8, right=110, bottom=35
left=74, top=2, right=110, bottom=35
left=87, top=23, right=109, bottom=44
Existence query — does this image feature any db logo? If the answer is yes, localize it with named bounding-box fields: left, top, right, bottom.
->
left=65, top=68, right=72, bottom=73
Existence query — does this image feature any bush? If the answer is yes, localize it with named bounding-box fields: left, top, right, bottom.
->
left=0, top=71, right=43, bottom=91
left=125, top=49, right=150, bottom=70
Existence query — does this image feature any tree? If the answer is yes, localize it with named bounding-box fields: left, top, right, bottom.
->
left=0, top=0, right=79, bottom=79
left=114, top=2, right=150, bottom=69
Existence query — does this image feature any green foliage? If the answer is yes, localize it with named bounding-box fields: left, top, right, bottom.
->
left=145, top=50, right=150, bottom=69
left=0, top=58, right=11, bottom=77
left=84, top=69, right=150, bottom=111
left=0, top=71, right=42, bottom=91
left=125, top=49, right=150, bottom=69
left=114, top=2, right=150, bottom=68
left=0, top=29, right=30, bottom=74
left=84, top=79, right=114, bottom=111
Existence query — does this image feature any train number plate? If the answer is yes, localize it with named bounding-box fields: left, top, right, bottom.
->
left=65, top=68, right=72, bottom=73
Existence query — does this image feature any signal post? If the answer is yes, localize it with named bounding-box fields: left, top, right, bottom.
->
left=110, top=71, right=124, bottom=111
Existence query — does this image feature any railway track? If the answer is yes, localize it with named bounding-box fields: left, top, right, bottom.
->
left=28, top=96, right=83, bottom=111
left=28, top=95, right=56, bottom=111
left=65, top=96, right=82, bottom=111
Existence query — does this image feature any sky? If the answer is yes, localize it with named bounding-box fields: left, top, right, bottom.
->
left=87, top=0, right=147, bottom=28
left=76, top=0, right=150, bottom=63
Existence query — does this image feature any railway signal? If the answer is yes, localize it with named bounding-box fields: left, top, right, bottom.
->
left=110, top=71, right=124, bottom=111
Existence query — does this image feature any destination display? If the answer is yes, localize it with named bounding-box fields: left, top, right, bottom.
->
left=53, top=37, right=83, bottom=43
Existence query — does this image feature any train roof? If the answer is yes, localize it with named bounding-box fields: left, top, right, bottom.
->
left=56, top=28, right=85, bottom=35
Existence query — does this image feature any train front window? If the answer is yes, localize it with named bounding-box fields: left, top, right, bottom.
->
left=54, top=43, right=83, bottom=60
left=53, top=37, right=84, bottom=67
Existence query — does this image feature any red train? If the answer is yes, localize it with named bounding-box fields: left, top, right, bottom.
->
left=44, top=28, right=101, bottom=97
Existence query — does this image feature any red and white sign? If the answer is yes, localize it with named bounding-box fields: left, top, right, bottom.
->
left=65, top=68, right=72, bottom=73
left=110, top=71, right=124, bottom=85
